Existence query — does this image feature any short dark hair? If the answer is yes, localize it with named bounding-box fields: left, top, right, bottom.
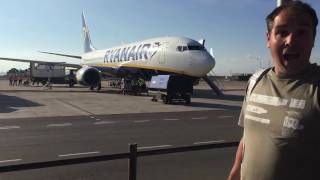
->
left=266, top=1, right=318, bottom=37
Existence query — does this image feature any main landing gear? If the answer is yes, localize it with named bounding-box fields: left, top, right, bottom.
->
left=90, top=82, right=101, bottom=92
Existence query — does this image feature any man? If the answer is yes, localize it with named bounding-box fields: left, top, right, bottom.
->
left=228, top=1, right=319, bottom=180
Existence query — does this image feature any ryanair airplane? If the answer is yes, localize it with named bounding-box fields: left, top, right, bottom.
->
left=0, top=13, right=218, bottom=93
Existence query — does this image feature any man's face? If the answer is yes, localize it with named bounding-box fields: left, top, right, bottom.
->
left=267, top=9, right=315, bottom=76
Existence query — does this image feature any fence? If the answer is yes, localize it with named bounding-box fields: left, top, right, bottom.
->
left=0, top=141, right=239, bottom=180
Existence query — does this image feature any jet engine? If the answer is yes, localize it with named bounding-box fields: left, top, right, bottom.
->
left=76, top=66, right=101, bottom=86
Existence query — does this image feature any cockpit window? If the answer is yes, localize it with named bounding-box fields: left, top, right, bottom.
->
left=188, top=45, right=204, bottom=50
left=177, top=45, right=204, bottom=52
left=182, top=46, right=188, bottom=51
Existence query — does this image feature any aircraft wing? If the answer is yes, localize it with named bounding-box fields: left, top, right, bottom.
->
left=0, top=57, right=82, bottom=69
left=38, top=51, right=82, bottom=59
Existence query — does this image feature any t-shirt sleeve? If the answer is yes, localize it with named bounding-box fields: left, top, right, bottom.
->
left=239, top=81, right=250, bottom=128
left=238, top=98, right=246, bottom=127
left=316, top=85, right=320, bottom=112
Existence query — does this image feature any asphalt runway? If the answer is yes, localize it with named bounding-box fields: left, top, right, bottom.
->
left=0, top=79, right=245, bottom=180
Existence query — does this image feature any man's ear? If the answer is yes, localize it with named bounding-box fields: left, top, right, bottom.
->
left=266, top=31, right=271, bottom=48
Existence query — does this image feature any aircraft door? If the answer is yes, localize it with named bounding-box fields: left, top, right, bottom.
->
left=159, top=42, right=168, bottom=65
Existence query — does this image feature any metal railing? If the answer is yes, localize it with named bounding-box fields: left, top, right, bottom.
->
left=0, top=141, right=239, bottom=180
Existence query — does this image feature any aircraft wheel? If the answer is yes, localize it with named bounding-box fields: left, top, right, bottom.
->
left=162, top=96, right=168, bottom=104
left=96, top=83, right=101, bottom=92
left=185, top=98, right=191, bottom=105
left=164, top=96, right=171, bottom=104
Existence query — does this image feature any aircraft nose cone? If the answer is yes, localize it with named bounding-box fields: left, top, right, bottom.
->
left=208, top=54, right=215, bottom=70
left=191, top=53, right=215, bottom=77
left=193, top=53, right=215, bottom=77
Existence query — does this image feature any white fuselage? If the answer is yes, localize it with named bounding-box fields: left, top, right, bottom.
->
left=81, top=36, right=215, bottom=78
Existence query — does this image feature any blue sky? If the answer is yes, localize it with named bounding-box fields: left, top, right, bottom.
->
left=0, top=0, right=319, bottom=75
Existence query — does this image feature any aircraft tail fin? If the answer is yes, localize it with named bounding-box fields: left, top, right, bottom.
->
left=82, top=12, right=96, bottom=53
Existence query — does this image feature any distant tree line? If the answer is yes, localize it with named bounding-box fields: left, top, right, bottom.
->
left=6, top=68, right=29, bottom=77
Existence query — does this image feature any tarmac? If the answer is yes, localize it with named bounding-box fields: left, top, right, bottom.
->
left=0, top=79, right=246, bottom=119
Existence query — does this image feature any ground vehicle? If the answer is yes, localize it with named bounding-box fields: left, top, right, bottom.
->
left=65, top=69, right=77, bottom=87
left=30, top=62, right=66, bottom=84
left=149, top=75, right=194, bottom=105
left=30, top=62, right=76, bottom=87
left=122, top=78, right=147, bottom=95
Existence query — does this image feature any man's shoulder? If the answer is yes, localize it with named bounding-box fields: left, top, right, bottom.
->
left=247, top=68, right=271, bottom=95
left=309, top=63, right=320, bottom=81
left=249, top=68, right=271, bottom=82
left=311, top=63, right=320, bottom=72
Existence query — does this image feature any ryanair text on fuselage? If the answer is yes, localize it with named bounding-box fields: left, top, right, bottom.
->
left=104, top=43, right=160, bottom=63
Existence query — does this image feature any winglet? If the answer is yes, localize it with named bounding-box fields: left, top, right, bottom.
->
left=82, top=12, right=96, bottom=53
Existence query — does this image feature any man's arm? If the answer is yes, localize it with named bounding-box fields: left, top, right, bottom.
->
left=228, top=137, right=243, bottom=180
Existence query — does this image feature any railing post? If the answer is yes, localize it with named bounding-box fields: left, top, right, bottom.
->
left=128, top=144, right=137, bottom=180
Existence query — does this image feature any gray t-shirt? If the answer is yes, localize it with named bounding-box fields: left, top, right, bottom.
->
left=239, top=64, right=320, bottom=180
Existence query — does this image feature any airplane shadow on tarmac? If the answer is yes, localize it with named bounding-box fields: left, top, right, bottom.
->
left=193, top=89, right=244, bottom=101
left=101, top=89, right=243, bottom=110
left=188, top=102, right=241, bottom=110
left=101, top=89, right=245, bottom=101
left=0, top=93, right=42, bottom=113
left=163, top=101, right=241, bottom=110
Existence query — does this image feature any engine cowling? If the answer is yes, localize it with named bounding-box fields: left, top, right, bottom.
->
left=76, top=66, right=101, bottom=86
